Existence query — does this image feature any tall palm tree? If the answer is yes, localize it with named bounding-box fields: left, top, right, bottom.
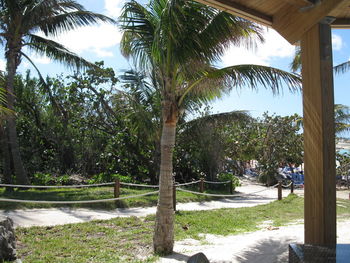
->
left=119, top=0, right=301, bottom=254
left=0, top=0, right=115, bottom=184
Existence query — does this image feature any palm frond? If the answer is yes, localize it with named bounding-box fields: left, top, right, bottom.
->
left=35, top=11, right=116, bottom=37
left=290, top=45, right=301, bottom=72
left=334, top=61, right=350, bottom=75
left=119, top=0, right=155, bottom=70
left=25, top=34, right=95, bottom=70
left=202, top=64, right=301, bottom=95
left=22, top=0, right=115, bottom=36
left=335, top=104, right=350, bottom=135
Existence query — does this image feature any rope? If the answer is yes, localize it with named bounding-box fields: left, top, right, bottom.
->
left=203, top=180, right=231, bottom=184
left=175, top=180, right=201, bottom=186
left=0, top=191, right=159, bottom=204
left=0, top=182, right=115, bottom=189
left=120, top=182, right=159, bottom=188
left=282, top=182, right=293, bottom=188
left=177, top=183, right=279, bottom=198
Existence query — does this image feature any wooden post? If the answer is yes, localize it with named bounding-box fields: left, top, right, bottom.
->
left=173, top=183, right=176, bottom=211
left=230, top=180, right=233, bottom=194
left=114, top=178, right=120, bottom=207
left=199, top=178, right=204, bottom=193
left=278, top=181, right=282, bottom=201
left=291, top=181, right=294, bottom=194
left=301, top=19, right=336, bottom=246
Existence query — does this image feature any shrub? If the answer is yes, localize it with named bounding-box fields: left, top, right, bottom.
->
left=32, top=173, right=54, bottom=185
left=217, top=173, right=241, bottom=191
left=87, top=173, right=132, bottom=184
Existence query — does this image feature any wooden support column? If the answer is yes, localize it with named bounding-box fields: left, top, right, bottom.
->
left=301, top=18, right=336, bottom=246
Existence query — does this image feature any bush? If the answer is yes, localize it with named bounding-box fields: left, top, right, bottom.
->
left=217, top=173, right=241, bottom=191
left=32, top=173, right=54, bottom=185
left=32, top=173, right=75, bottom=186
left=87, top=173, right=132, bottom=184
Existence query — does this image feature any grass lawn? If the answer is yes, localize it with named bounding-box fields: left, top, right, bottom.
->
left=0, top=184, right=229, bottom=210
left=12, top=195, right=350, bottom=263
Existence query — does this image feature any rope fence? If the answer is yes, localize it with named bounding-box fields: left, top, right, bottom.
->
left=204, top=180, right=231, bottom=184
left=0, top=182, right=115, bottom=189
left=0, top=190, right=159, bottom=204
left=0, top=178, right=295, bottom=207
left=120, top=182, right=159, bottom=188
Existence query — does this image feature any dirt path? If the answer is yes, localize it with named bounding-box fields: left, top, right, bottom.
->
left=0, top=183, right=347, bottom=228
left=0, top=184, right=297, bottom=227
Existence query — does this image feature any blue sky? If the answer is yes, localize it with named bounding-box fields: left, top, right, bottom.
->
left=7, top=0, right=350, bottom=119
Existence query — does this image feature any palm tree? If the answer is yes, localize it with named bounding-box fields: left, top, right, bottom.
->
left=119, top=0, right=301, bottom=254
left=334, top=104, right=350, bottom=135
left=0, top=0, right=115, bottom=184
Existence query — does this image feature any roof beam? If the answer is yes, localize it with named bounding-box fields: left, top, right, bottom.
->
left=331, top=18, right=350, bottom=28
left=273, top=0, right=349, bottom=44
left=195, top=0, right=273, bottom=26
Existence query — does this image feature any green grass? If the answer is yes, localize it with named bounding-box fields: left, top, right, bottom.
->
left=10, top=195, right=350, bottom=262
left=15, top=216, right=156, bottom=263
left=0, top=185, right=223, bottom=210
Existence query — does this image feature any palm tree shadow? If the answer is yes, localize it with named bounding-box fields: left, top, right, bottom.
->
left=234, top=237, right=294, bottom=263
left=160, top=251, right=189, bottom=262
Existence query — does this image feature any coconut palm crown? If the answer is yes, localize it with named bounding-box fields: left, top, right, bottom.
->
left=119, top=0, right=301, bottom=254
left=0, top=0, right=115, bottom=184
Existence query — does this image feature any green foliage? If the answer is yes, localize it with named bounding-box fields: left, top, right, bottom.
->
left=32, top=173, right=72, bottom=186
left=87, top=173, right=133, bottom=184
left=255, top=114, right=303, bottom=185
left=217, top=173, right=241, bottom=190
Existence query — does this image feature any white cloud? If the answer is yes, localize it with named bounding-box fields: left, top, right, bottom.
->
left=44, top=23, right=122, bottom=58
left=0, top=59, right=5, bottom=71
left=221, top=28, right=295, bottom=66
left=332, top=34, right=343, bottom=51
left=104, top=0, right=124, bottom=18
left=30, top=54, right=51, bottom=65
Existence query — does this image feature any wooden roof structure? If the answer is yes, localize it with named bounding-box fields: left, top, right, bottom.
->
left=196, top=0, right=349, bottom=248
left=196, top=0, right=350, bottom=43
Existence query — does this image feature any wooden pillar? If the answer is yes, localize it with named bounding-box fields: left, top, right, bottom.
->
left=278, top=181, right=282, bottom=201
left=199, top=178, right=204, bottom=193
left=301, top=18, right=336, bottom=246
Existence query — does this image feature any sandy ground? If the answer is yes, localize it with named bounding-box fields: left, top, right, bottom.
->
left=0, top=183, right=303, bottom=228
left=158, top=219, right=350, bottom=263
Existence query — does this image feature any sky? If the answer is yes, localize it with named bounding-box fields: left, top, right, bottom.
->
left=5, top=0, right=350, bottom=119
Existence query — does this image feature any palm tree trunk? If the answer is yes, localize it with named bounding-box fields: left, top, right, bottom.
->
left=153, top=104, right=178, bottom=254
left=5, top=49, right=29, bottom=184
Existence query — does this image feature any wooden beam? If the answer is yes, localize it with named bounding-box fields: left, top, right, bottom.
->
left=195, top=0, right=273, bottom=26
left=301, top=20, right=336, bottom=246
left=332, top=18, right=350, bottom=28
left=273, top=0, right=348, bottom=44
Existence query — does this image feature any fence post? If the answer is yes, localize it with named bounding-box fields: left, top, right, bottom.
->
left=278, top=181, right=282, bottom=200
left=173, top=183, right=176, bottom=211
left=230, top=180, right=233, bottom=194
left=291, top=181, right=294, bottom=194
left=199, top=178, right=204, bottom=193
left=114, top=178, right=120, bottom=206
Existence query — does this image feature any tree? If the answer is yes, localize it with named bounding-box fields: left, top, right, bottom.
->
left=255, top=114, right=303, bottom=185
left=176, top=110, right=251, bottom=181
left=119, top=0, right=301, bottom=253
left=0, top=0, right=115, bottom=184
